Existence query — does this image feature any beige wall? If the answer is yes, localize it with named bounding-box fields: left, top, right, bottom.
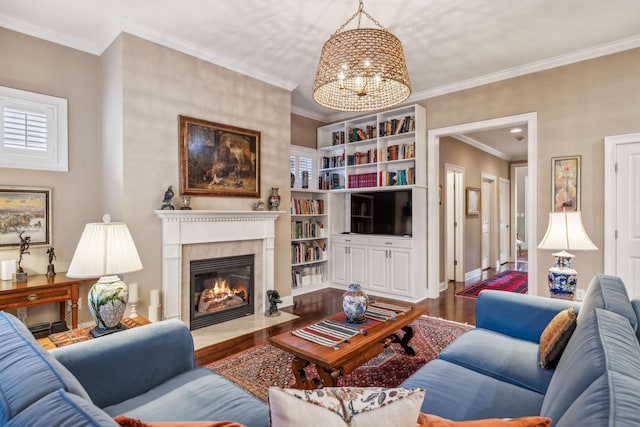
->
left=439, top=137, right=510, bottom=275
left=291, top=113, right=325, bottom=148
left=112, top=34, right=292, bottom=317
left=0, top=28, right=102, bottom=323
left=0, top=29, right=291, bottom=325
left=420, top=47, right=640, bottom=296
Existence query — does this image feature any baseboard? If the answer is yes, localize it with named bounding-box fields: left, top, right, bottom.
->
left=465, top=268, right=482, bottom=283
left=439, top=281, right=448, bottom=292
left=280, top=294, right=294, bottom=308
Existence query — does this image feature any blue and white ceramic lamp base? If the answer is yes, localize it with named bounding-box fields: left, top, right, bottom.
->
left=547, top=251, right=577, bottom=300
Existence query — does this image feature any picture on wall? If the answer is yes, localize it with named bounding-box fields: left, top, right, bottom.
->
left=179, top=115, right=260, bottom=198
left=466, top=187, right=480, bottom=216
left=552, top=155, right=580, bottom=212
left=0, top=186, right=52, bottom=249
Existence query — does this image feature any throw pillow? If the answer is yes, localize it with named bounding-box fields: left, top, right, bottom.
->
left=417, top=413, right=551, bottom=426
left=114, top=416, right=246, bottom=427
left=268, top=386, right=424, bottom=427
left=539, top=307, right=577, bottom=369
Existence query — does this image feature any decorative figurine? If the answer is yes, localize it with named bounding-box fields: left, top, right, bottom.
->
left=253, top=199, right=266, bottom=211
left=266, top=289, right=282, bottom=317
left=268, top=187, right=281, bottom=211
left=290, top=172, right=295, bottom=188
left=14, top=231, right=30, bottom=283
left=180, top=195, right=192, bottom=210
left=46, top=247, right=56, bottom=278
left=161, top=185, right=175, bottom=210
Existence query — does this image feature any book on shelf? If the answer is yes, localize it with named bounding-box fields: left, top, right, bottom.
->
left=292, top=264, right=325, bottom=288
left=291, top=198, right=325, bottom=215
left=332, top=130, right=345, bottom=145
left=379, top=115, right=415, bottom=137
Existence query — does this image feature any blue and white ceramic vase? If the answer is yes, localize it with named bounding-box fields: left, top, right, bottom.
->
left=342, top=283, right=369, bottom=323
left=88, top=276, right=128, bottom=330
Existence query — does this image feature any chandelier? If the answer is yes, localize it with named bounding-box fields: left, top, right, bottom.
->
left=312, top=0, right=411, bottom=112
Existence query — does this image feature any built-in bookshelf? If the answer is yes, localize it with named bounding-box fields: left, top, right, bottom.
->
left=290, top=189, right=330, bottom=294
left=317, top=104, right=426, bottom=191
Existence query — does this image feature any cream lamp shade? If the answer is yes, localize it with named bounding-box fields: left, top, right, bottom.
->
left=538, top=210, right=596, bottom=299
left=67, top=214, right=142, bottom=336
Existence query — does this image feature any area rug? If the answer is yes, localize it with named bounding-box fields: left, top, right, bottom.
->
left=206, top=316, right=472, bottom=402
left=456, top=270, right=528, bottom=299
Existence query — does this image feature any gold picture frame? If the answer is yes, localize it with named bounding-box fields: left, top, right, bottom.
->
left=466, top=187, right=480, bottom=216
left=552, top=155, right=580, bottom=212
left=0, top=186, right=52, bottom=249
left=179, top=115, right=260, bottom=198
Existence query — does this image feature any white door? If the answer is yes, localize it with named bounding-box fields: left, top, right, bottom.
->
left=481, top=180, right=491, bottom=270
left=331, top=242, right=348, bottom=285
left=614, top=142, right=640, bottom=297
left=499, top=178, right=511, bottom=265
left=445, top=166, right=465, bottom=281
left=389, top=247, right=412, bottom=296
left=368, top=246, right=389, bottom=292
left=349, top=244, right=367, bottom=286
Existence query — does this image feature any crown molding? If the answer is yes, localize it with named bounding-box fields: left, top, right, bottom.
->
left=291, top=105, right=330, bottom=122
left=409, top=35, right=640, bottom=103
left=452, top=135, right=511, bottom=161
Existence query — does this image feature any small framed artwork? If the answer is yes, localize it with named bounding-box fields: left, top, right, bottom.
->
left=466, top=187, right=480, bottom=216
left=552, top=155, right=580, bottom=212
left=0, top=186, right=52, bottom=249
left=179, top=115, right=260, bottom=198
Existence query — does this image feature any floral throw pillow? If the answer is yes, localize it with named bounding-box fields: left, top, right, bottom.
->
left=539, top=307, right=577, bottom=369
left=268, top=386, right=424, bottom=427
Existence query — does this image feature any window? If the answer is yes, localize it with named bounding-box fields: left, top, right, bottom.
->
left=0, top=86, right=68, bottom=172
left=290, top=146, right=317, bottom=189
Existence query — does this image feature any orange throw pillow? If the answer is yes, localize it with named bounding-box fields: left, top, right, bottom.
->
left=417, top=413, right=551, bottom=427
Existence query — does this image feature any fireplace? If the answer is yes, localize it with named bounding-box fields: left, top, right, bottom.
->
left=190, top=254, right=255, bottom=330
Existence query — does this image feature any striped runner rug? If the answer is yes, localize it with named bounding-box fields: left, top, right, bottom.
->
left=455, top=270, right=528, bottom=299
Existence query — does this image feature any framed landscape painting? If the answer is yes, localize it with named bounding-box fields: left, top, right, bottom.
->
left=552, top=155, right=580, bottom=212
left=0, top=186, right=52, bottom=249
left=179, top=115, right=260, bottom=198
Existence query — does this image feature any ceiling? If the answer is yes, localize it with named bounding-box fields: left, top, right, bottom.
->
left=0, top=0, right=638, bottom=158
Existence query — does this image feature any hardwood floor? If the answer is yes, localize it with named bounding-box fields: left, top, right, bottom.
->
left=194, top=261, right=527, bottom=366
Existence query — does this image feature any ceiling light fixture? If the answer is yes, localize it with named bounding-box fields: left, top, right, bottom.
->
left=510, top=127, right=523, bottom=134
left=312, top=0, right=411, bottom=112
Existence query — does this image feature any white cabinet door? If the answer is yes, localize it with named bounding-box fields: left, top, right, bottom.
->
left=389, top=247, right=412, bottom=296
left=331, top=241, right=348, bottom=285
left=349, top=244, right=368, bottom=286
left=368, top=246, right=389, bottom=292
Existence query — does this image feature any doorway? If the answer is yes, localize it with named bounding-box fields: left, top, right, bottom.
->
left=445, top=164, right=465, bottom=283
left=604, top=133, right=640, bottom=297
left=426, top=113, right=538, bottom=299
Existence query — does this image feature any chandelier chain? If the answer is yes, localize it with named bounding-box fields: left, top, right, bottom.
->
left=333, top=0, right=387, bottom=37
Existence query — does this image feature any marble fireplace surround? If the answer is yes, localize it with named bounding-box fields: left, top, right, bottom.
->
left=155, top=210, right=282, bottom=329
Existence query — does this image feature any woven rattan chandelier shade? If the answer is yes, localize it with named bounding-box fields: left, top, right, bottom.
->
left=312, top=1, right=411, bottom=112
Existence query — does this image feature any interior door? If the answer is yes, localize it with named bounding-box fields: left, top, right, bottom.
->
left=481, top=180, right=491, bottom=270
left=499, top=178, right=511, bottom=265
left=615, top=141, right=640, bottom=297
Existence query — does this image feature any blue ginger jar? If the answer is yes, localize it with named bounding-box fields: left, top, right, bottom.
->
left=342, top=283, right=369, bottom=323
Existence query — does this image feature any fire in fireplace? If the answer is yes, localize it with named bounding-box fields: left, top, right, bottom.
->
left=190, top=254, right=254, bottom=330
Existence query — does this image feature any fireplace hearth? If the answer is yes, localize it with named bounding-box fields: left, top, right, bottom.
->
left=190, top=254, right=254, bottom=330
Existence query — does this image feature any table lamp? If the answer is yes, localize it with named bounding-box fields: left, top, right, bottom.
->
left=67, top=214, right=143, bottom=337
left=537, top=210, right=597, bottom=299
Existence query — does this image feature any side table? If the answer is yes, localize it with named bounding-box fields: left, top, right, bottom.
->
left=0, top=273, right=90, bottom=329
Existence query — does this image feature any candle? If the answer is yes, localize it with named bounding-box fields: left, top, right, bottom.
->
left=1, top=260, right=17, bottom=281
left=128, top=283, right=138, bottom=302
left=150, top=289, right=160, bottom=307
left=148, top=305, right=159, bottom=322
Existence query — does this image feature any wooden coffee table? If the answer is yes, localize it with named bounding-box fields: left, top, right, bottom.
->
left=269, top=303, right=428, bottom=389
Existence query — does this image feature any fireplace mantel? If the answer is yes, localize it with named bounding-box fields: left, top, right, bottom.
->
left=155, top=210, right=283, bottom=324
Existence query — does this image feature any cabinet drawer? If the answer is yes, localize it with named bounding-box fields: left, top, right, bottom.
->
left=367, top=236, right=413, bottom=249
left=0, top=287, right=71, bottom=309
left=332, top=234, right=369, bottom=246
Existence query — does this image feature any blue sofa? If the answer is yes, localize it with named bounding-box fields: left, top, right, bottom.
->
left=402, top=274, right=640, bottom=426
left=0, top=313, right=268, bottom=426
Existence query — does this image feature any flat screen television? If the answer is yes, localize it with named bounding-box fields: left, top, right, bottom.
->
left=350, top=190, right=412, bottom=237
